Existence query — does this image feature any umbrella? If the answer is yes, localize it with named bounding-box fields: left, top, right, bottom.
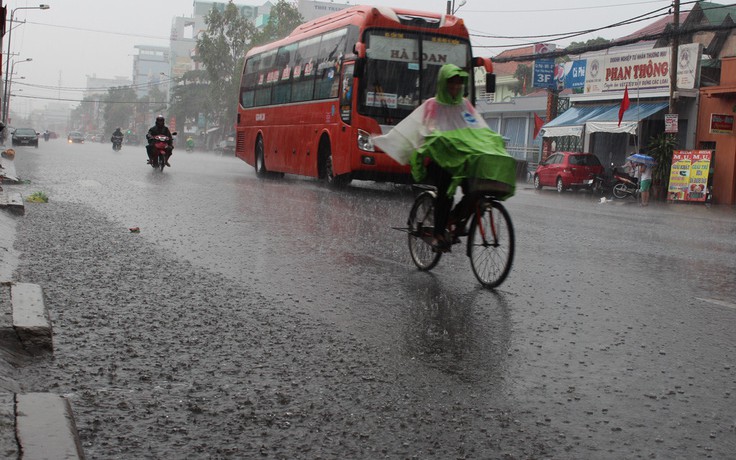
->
left=626, top=153, right=656, bottom=165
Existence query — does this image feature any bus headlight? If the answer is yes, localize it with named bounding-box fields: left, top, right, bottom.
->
left=357, top=129, right=374, bottom=152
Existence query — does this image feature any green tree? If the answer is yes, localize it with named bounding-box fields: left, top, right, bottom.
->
left=102, top=86, right=137, bottom=133
left=253, top=0, right=304, bottom=46
left=70, top=95, right=98, bottom=132
left=196, top=1, right=256, bottom=135
left=512, top=64, right=532, bottom=96
left=647, top=132, right=678, bottom=189
left=169, top=69, right=213, bottom=134
left=567, top=37, right=610, bottom=53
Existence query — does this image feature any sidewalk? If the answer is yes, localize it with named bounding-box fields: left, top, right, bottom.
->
left=0, top=150, right=85, bottom=459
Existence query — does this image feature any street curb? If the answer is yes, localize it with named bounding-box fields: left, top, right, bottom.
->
left=15, top=393, right=85, bottom=460
left=11, top=283, right=52, bottom=352
left=0, top=191, right=25, bottom=215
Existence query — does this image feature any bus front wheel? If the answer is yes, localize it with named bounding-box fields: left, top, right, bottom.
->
left=255, top=136, right=267, bottom=178
left=319, top=139, right=351, bottom=187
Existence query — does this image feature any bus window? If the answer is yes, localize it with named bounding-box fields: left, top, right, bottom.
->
left=292, top=36, right=321, bottom=102
left=273, top=43, right=297, bottom=104
left=314, top=28, right=347, bottom=100
left=255, top=49, right=277, bottom=106
left=358, top=31, right=470, bottom=124
left=241, top=55, right=260, bottom=108
left=420, top=37, right=470, bottom=98
left=340, top=63, right=355, bottom=124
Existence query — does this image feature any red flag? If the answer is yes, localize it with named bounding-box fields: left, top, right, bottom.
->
left=618, top=86, right=630, bottom=126
left=533, top=113, right=545, bottom=139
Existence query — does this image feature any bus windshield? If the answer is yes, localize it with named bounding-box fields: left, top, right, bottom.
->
left=358, top=30, right=470, bottom=125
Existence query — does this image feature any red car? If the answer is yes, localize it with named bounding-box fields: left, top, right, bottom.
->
left=533, top=152, right=604, bottom=193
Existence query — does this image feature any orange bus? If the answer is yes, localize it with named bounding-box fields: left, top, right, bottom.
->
left=236, top=5, right=494, bottom=185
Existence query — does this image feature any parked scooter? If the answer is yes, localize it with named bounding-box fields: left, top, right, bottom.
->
left=612, top=168, right=639, bottom=199
left=589, top=173, right=612, bottom=196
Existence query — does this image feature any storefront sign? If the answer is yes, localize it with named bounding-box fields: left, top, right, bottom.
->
left=554, top=60, right=587, bottom=90
left=668, top=150, right=712, bottom=202
left=584, top=43, right=701, bottom=94
left=664, top=114, right=678, bottom=133
left=710, top=113, right=734, bottom=134
left=533, top=59, right=556, bottom=89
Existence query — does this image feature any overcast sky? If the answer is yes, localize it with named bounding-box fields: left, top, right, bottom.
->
left=5, top=0, right=676, bottom=114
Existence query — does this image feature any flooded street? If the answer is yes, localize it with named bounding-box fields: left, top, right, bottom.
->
left=8, top=141, right=736, bottom=458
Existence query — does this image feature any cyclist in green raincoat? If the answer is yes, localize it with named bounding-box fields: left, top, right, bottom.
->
left=375, top=63, right=516, bottom=249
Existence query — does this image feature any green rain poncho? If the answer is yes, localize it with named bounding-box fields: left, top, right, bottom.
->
left=373, top=64, right=516, bottom=199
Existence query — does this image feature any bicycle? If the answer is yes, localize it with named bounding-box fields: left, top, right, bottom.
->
left=404, top=178, right=515, bottom=288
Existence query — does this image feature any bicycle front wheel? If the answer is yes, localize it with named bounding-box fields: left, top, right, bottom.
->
left=468, top=200, right=514, bottom=288
left=408, top=193, right=442, bottom=271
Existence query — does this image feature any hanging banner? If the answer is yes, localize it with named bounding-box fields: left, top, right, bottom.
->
left=668, top=150, right=712, bottom=202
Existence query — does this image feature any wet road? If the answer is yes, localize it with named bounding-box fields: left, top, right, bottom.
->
left=10, top=140, right=736, bottom=458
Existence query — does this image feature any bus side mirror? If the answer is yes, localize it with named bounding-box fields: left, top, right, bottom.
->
left=486, top=74, right=496, bottom=94
left=354, top=57, right=365, bottom=78
left=473, top=56, right=493, bottom=73
left=353, top=42, right=366, bottom=58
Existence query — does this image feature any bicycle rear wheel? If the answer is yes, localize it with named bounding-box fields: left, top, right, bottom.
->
left=468, top=199, right=514, bottom=288
left=408, top=193, right=442, bottom=270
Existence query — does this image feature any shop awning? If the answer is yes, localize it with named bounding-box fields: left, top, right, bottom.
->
left=541, top=105, right=613, bottom=138
left=542, top=102, right=669, bottom=137
left=586, top=102, right=669, bottom=134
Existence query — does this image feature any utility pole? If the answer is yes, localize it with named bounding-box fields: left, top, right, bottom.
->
left=669, top=0, right=680, bottom=114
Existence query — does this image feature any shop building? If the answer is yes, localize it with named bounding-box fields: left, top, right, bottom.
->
left=696, top=57, right=736, bottom=204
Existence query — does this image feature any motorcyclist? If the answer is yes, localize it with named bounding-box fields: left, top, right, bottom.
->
left=146, top=115, right=173, bottom=167
left=186, top=135, right=194, bottom=152
left=43, top=130, right=50, bottom=142
left=111, top=128, right=124, bottom=144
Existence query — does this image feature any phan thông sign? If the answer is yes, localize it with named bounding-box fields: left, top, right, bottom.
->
left=668, top=150, right=712, bottom=202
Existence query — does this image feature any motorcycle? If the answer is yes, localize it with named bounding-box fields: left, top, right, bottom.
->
left=148, top=132, right=176, bottom=171
left=111, top=135, right=123, bottom=151
left=587, top=171, right=618, bottom=196
left=612, top=169, right=639, bottom=199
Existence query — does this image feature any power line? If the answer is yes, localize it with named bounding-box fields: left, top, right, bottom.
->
left=490, top=22, right=736, bottom=62
left=23, top=20, right=190, bottom=42
left=469, top=0, right=707, bottom=49
left=462, top=0, right=670, bottom=14
left=9, top=93, right=167, bottom=104
left=12, top=76, right=177, bottom=93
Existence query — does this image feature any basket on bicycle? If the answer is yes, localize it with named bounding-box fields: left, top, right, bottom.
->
left=466, top=177, right=514, bottom=196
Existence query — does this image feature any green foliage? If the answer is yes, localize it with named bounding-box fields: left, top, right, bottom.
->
left=512, top=64, right=532, bottom=96
left=253, top=0, right=304, bottom=46
left=70, top=95, right=98, bottom=130
left=169, top=69, right=213, bottom=131
left=102, top=86, right=138, bottom=133
left=26, top=191, right=48, bottom=203
left=647, top=132, right=678, bottom=187
left=567, top=37, right=610, bottom=52
left=192, top=0, right=303, bottom=135
left=195, top=1, right=257, bottom=133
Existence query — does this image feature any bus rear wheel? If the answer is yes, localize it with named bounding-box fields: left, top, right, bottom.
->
left=255, top=136, right=267, bottom=178
left=319, top=140, right=351, bottom=187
